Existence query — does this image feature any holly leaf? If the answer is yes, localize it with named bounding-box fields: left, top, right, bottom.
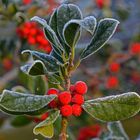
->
left=21, top=60, right=47, bottom=76
left=27, top=76, right=47, bottom=95
left=0, top=90, right=56, bottom=115
left=107, top=121, right=129, bottom=140
left=33, top=110, right=60, bottom=138
left=56, top=4, right=82, bottom=53
left=57, top=4, right=82, bottom=39
left=63, top=16, right=96, bottom=47
left=82, top=92, right=140, bottom=122
left=22, top=50, right=60, bottom=73
left=80, top=18, right=119, bottom=60
left=50, top=50, right=65, bottom=64
left=49, top=9, right=59, bottom=37
left=20, top=57, right=60, bottom=85
left=31, top=16, right=64, bottom=57
left=63, top=22, right=81, bottom=47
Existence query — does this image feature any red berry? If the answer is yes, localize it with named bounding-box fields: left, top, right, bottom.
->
left=24, top=22, right=32, bottom=28
left=131, top=72, right=140, bottom=84
left=40, top=112, right=49, bottom=121
left=96, top=0, right=104, bottom=9
left=106, top=76, right=119, bottom=89
left=33, top=117, right=41, bottom=123
left=28, top=37, right=36, bottom=45
left=49, top=100, right=58, bottom=108
left=77, top=124, right=101, bottom=140
left=58, top=91, right=71, bottom=105
left=3, top=58, right=12, bottom=71
left=130, top=43, right=140, bottom=55
left=41, top=39, right=49, bottom=46
left=29, top=28, right=37, bottom=36
left=75, top=81, right=87, bottom=95
left=72, top=104, right=82, bottom=117
left=109, top=62, right=120, bottom=73
left=30, top=22, right=37, bottom=27
left=23, top=0, right=32, bottom=5
left=23, top=28, right=30, bottom=37
left=70, top=85, right=75, bottom=92
left=72, top=94, right=84, bottom=105
left=60, top=105, right=72, bottom=117
left=47, top=88, right=59, bottom=95
left=45, top=45, right=52, bottom=53
left=47, top=88, right=59, bottom=108
left=36, top=35, right=44, bottom=43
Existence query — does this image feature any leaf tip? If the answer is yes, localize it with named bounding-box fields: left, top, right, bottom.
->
left=21, top=50, right=31, bottom=55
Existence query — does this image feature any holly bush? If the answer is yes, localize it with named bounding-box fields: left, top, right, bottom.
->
left=0, top=2, right=140, bottom=140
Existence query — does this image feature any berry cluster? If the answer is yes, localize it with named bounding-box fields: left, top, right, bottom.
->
left=77, top=124, right=101, bottom=140
left=46, top=81, right=88, bottom=117
left=106, top=62, right=120, bottom=89
left=16, top=22, right=52, bottom=53
left=105, top=42, right=140, bottom=89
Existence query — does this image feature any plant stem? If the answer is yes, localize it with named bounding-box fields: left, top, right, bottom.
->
left=59, top=117, right=68, bottom=140
left=59, top=75, right=70, bottom=140
left=60, top=48, right=74, bottom=140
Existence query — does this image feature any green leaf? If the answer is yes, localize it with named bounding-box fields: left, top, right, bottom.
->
left=50, top=50, right=65, bottom=64
left=49, top=9, right=59, bottom=36
left=64, top=16, right=96, bottom=37
left=82, top=92, right=140, bottom=122
left=43, top=28, right=64, bottom=57
left=20, top=57, right=60, bottom=85
left=11, top=116, right=31, bottom=127
left=56, top=4, right=82, bottom=52
left=11, top=86, right=28, bottom=93
left=63, top=16, right=96, bottom=47
left=21, top=60, right=48, bottom=76
left=31, top=16, right=64, bottom=57
left=63, top=22, right=81, bottom=47
left=22, top=50, right=60, bottom=73
left=47, top=74, right=61, bottom=85
left=57, top=4, right=82, bottom=40
left=0, top=90, right=56, bottom=115
left=107, top=121, right=129, bottom=140
left=31, top=16, right=47, bottom=27
left=80, top=18, right=119, bottom=60
left=33, top=110, right=60, bottom=138
left=27, top=76, right=47, bottom=95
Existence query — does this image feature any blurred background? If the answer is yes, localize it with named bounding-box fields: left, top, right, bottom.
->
left=0, top=0, right=140, bottom=140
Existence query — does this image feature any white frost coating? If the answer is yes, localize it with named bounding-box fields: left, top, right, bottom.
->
left=81, top=18, right=120, bottom=60
left=0, top=90, right=56, bottom=113
left=31, top=16, right=47, bottom=27
left=63, top=16, right=97, bottom=36
left=108, top=121, right=129, bottom=140
left=33, top=110, right=60, bottom=138
left=57, top=3, right=83, bottom=40
left=21, top=49, right=32, bottom=55
left=20, top=60, right=47, bottom=75
left=31, top=16, right=64, bottom=51
left=86, top=92, right=140, bottom=103
left=49, top=9, right=57, bottom=26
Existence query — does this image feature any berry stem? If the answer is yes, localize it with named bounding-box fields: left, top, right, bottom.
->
left=59, top=117, right=68, bottom=140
